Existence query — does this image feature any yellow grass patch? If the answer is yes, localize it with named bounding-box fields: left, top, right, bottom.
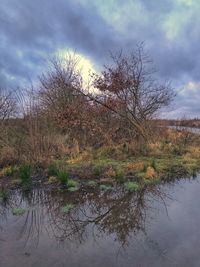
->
left=145, top=166, right=157, bottom=179
left=126, top=161, right=145, bottom=172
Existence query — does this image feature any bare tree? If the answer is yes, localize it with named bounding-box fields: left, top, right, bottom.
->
left=89, top=44, right=175, bottom=141
left=0, top=88, right=16, bottom=122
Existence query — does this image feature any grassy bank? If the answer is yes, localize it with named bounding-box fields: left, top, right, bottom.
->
left=1, top=129, right=200, bottom=193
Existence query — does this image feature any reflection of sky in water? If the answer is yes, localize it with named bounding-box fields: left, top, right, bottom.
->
left=0, top=177, right=200, bottom=267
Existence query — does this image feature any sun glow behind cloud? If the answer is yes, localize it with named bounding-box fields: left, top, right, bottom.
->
left=56, top=48, right=96, bottom=88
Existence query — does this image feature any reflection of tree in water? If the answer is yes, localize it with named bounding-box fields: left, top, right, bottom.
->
left=0, top=185, right=169, bottom=247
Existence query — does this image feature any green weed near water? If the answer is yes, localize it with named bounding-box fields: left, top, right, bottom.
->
left=48, top=163, right=59, bottom=177
left=144, top=178, right=160, bottom=186
left=57, top=170, right=69, bottom=185
left=0, top=188, right=9, bottom=201
left=61, top=204, right=74, bottom=213
left=19, top=164, right=32, bottom=187
left=124, top=181, right=140, bottom=192
left=114, top=168, right=124, bottom=183
left=67, top=179, right=79, bottom=191
left=12, top=207, right=28, bottom=216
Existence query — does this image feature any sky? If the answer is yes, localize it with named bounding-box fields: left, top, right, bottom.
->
left=1, top=0, right=200, bottom=118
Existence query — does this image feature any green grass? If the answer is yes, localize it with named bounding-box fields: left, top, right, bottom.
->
left=12, top=207, right=27, bottom=216
left=19, top=164, right=32, bottom=186
left=61, top=204, right=74, bottom=213
left=114, top=168, right=124, bottom=183
left=68, top=186, right=79, bottom=192
left=57, top=170, right=69, bottom=185
left=93, top=165, right=102, bottom=176
left=124, top=181, right=140, bottom=192
left=47, top=163, right=59, bottom=176
left=0, top=188, right=9, bottom=201
left=67, top=179, right=79, bottom=192
left=144, top=178, right=160, bottom=186
left=67, top=179, right=78, bottom=188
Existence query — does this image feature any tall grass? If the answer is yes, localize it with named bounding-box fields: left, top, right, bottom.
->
left=57, top=170, right=69, bottom=185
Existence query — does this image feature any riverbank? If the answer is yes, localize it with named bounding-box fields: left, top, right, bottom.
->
left=1, top=128, right=200, bottom=194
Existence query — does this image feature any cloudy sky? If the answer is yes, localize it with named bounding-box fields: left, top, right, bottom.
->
left=1, top=0, right=200, bottom=118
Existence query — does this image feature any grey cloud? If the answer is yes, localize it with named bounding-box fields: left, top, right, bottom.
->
left=1, top=0, right=200, bottom=117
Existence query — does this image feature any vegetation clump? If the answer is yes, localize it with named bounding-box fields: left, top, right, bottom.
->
left=67, top=179, right=79, bottom=191
left=57, top=170, right=69, bottom=185
left=19, top=164, right=32, bottom=189
left=100, top=184, right=112, bottom=191
left=1, top=46, right=200, bottom=192
left=0, top=188, right=9, bottom=201
left=12, top=207, right=28, bottom=216
left=124, top=182, right=140, bottom=192
left=61, top=204, right=74, bottom=213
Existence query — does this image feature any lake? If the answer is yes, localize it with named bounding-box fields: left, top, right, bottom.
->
left=1, top=176, right=200, bottom=267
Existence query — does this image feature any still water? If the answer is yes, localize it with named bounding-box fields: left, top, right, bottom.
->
left=0, top=177, right=200, bottom=267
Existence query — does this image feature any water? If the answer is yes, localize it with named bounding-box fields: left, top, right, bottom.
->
left=0, top=177, right=200, bottom=267
left=168, top=125, right=200, bottom=134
